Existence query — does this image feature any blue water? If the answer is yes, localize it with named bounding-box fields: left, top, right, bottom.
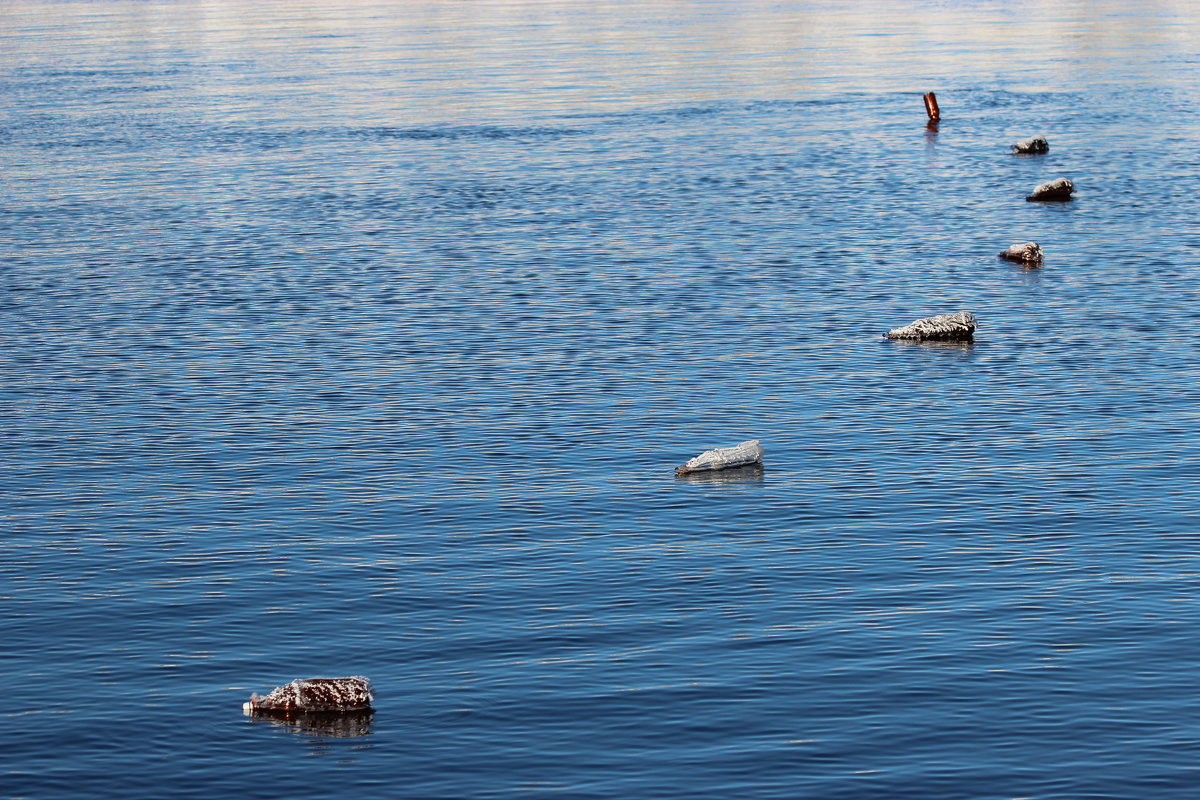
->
left=5, top=1, right=1200, bottom=798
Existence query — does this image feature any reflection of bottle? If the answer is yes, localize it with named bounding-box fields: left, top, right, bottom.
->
left=243, top=676, right=374, bottom=713
left=675, top=464, right=765, bottom=485
left=247, top=709, right=376, bottom=739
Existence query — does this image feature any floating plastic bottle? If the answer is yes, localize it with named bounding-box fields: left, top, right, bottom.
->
left=998, top=242, right=1043, bottom=264
left=244, top=676, right=374, bottom=714
left=884, top=312, right=976, bottom=341
left=1012, top=135, right=1049, bottom=154
left=675, top=440, right=763, bottom=475
left=1026, top=178, right=1074, bottom=201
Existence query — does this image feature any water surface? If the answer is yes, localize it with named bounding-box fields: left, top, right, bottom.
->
left=4, top=2, right=1200, bottom=798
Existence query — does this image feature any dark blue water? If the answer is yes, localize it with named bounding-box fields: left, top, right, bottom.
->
left=5, top=2, right=1200, bottom=798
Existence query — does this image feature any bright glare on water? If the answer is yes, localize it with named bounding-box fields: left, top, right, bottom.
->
left=4, top=2, right=1200, bottom=798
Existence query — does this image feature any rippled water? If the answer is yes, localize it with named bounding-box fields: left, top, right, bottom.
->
left=5, top=1, right=1200, bottom=798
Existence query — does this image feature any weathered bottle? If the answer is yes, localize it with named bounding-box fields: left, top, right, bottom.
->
left=675, top=440, right=763, bottom=475
left=244, top=676, right=374, bottom=714
left=1026, top=178, right=1074, bottom=201
left=1012, top=135, right=1049, bottom=154
left=998, top=242, right=1044, bottom=264
left=884, top=312, right=976, bottom=341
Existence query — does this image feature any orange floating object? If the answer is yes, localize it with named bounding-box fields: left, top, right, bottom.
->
left=923, top=91, right=940, bottom=121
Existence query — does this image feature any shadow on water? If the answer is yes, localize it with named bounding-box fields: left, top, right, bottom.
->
left=998, top=257, right=1044, bottom=271
left=674, top=464, right=765, bottom=485
left=1003, top=260, right=1045, bottom=284
left=923, top=119, right=939, bottom=150
left=883, top=338, right=978, bottom=358
left=245, top=709, right=375, bottom=740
